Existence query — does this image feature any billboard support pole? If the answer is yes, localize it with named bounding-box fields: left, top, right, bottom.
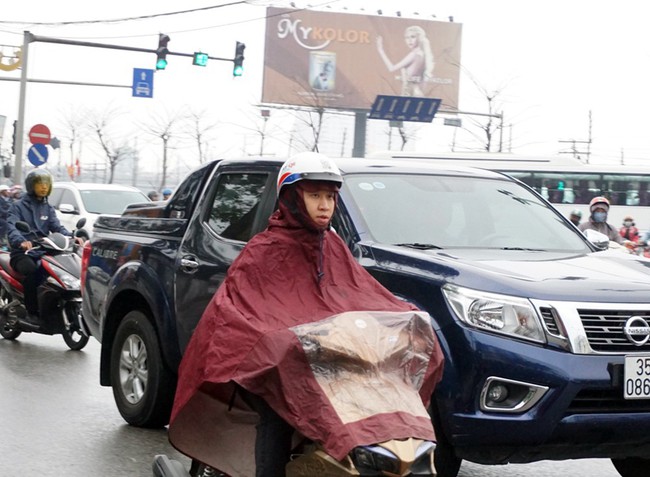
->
left=352, top=110, right=367, bottom=158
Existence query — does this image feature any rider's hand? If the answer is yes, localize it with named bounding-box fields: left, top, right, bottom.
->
left=20, top=241, right=33, bottom=251
left=74, top=237, right=85, bottom=246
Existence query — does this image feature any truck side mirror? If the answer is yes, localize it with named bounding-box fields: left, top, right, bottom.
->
left=582, top=229, right=609, bottom=250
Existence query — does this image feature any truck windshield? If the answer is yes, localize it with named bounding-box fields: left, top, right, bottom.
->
left=343, top=173, right=590, bottom=252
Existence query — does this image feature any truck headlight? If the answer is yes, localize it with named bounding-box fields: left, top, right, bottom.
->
left=442, top=284, right=546, bottom=343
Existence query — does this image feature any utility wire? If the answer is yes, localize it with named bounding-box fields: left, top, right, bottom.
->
left=0, top=1, right=249, bottom=26
left=0, top=0, right=340, bottom=40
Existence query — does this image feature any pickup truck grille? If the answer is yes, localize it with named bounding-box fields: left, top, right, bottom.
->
left=577, top=308, right=650, bottom=352
left=567, top=388, right=650, bottom=414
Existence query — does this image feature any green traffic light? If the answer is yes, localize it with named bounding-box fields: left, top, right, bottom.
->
left=156, top=58, right=168, bottom=70
left=233, top=41, right=245, bottom=77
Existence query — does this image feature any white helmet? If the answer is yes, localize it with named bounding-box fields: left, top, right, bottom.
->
left=277, top=152, right=342, bottom=196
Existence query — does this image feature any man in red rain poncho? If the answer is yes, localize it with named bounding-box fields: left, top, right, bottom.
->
left=168, top=152, right=444, bottom=476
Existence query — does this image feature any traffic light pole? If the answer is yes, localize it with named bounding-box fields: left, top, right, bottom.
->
left=14, top=31, right=30, bottom=186
left=30, top=32, right=233, bottom=62
left=12, top=30, right=236, bottom=185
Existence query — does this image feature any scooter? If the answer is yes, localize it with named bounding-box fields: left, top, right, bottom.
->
left=153, top=311, right=441, bottom=477
left=0, top=218, right=90, bottom=351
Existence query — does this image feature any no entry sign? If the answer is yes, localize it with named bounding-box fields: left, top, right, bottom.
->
left=28, top=124, right=51, bottom=145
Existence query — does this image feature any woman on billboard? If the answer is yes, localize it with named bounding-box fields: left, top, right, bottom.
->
left=376, top=25, right=434, bottom=97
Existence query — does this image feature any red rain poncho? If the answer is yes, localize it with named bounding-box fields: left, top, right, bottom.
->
left=169, top=184, right=444, bottom=474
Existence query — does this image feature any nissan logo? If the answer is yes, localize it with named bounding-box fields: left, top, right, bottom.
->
left=623, top=316, right=650, bottom=346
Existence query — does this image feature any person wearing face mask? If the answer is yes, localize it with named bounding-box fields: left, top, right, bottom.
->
left=579, top=196, right=631, bottom=246
left=619, top=215, right=640, bottom=243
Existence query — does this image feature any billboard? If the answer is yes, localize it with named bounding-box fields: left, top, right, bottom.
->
left=262, top=8, right=462, bottom=111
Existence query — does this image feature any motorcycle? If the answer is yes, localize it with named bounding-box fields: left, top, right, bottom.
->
left=154, top=311, right=442, bottom=477
left=0, top=218, right=90, bottom=351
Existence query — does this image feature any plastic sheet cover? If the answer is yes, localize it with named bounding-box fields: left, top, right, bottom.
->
left=292, top=311, right=435, bottom=425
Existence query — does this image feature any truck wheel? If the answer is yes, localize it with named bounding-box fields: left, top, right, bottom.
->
left=611, top=457, right=650, bottom=477
left=430, top=400, right=462, bottom=477
left=434, top=443, right=462, bottom=477
left=110, top=310, right=176, bottom=428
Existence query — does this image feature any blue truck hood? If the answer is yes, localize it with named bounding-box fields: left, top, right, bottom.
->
left=369, top=245, right=650, bottom=303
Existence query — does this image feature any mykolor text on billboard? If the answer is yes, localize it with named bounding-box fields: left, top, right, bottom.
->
left=262, top=8, right=462, bottom=111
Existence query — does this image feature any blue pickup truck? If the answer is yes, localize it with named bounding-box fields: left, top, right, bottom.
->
left=81, top=157, right=650, bottom=477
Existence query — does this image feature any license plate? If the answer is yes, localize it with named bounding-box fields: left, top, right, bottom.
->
left=624, top=355, right=650, bottom=399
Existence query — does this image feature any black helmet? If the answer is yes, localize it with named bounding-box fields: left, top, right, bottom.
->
left=25, top=169, right=53, bottom=197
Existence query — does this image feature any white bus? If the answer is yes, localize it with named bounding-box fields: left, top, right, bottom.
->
left=369, top=151, right=650, bottom=235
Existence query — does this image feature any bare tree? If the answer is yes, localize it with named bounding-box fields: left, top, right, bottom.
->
left=455, top=70, right=509, bottom=152
left=227, top=105, right=291, bottom=157
left=87, top=107, right=131, bottom=183
left=58, top=105, right=89, bottom=179
left=185, top=108, right=218, bottom=164
left=140, top=109, right=183, bottom=190
left=270, top=77, right=330, bottom=153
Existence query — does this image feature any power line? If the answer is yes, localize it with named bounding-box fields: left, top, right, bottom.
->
left=0, top=1, right=249, bottom=27
left=0, top=1, right=341, bottom=41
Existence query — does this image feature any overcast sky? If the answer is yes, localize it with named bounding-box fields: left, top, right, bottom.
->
left=1, top=0, right=649, bottom=179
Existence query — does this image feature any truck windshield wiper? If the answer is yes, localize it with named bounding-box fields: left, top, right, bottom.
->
left=394, top=243, right=443, bottom=250
left=501, top=247, right=546, bottom=251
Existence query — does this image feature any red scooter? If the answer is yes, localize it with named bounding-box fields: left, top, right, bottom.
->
left=0, top=219, right=90, bottom=350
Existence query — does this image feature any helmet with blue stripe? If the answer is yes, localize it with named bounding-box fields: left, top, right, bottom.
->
left=277, top=152, right=342, bottom=197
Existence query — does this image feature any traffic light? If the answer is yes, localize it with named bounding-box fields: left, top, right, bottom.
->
left=11, top=120, right=17, bottom=155
left=233, top=41, right=245, bottom=77
left=193, top=52, right=209, bottom=67
left=156, top=33, right=170, bottom=70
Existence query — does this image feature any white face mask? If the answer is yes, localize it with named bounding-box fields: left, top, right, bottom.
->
left=624, top=220, right=634, bottom=227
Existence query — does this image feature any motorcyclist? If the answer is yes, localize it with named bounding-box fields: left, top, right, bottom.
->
left=579, top=196, right=632, bottom=247
left=0, top=184, right=11, bottom=247
left=6, top=169, right=82, bottom=330
left=619, top=215, right=640, bottom=243
left=168, top=152, right=444, bottom=476
left=568, top=209, right=582, bottom=226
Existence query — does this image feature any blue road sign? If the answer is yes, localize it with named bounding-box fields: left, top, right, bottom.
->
left=27, top=143, right=48, bottom=166
left=369, top=95, right=441, bottom=123
left=132, top=68, right=154, bottom=98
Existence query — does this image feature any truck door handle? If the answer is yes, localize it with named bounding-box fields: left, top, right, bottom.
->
left=180, top=257, right=199, bottom=273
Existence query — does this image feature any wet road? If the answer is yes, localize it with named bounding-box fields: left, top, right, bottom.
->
left=0, top=333, right=620, bottom=476
left=0, top=333, right=190, bottom=476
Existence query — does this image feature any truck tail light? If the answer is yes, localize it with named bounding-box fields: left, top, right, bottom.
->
left=80, top=241, right=92, bottom=292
